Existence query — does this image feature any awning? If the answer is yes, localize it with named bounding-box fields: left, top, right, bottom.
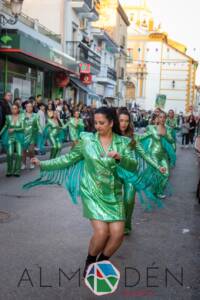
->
left=0, top=48, right=79, bottom=75
left=70, top=77, right=100, bottom=99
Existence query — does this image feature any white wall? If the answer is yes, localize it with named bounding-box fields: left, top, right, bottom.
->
left=141, top=41, right=192, bottom=112
left=143, top=42, right=162, bottom=110
left=22, top=0, right=63, bottom=34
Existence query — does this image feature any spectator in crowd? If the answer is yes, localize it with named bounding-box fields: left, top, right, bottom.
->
left=188, top=114, right=196, bottom=146
left=36, top=94, right=42, bottom=106
left=0, top=91, right=12, bottom=131
left=60, top=102, right=71, bottom=141
left=55, top=98, right=62, bottom=114
left=181, top=117, right=190, bottom=148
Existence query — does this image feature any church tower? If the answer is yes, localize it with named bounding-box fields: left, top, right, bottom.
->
left=122, top=0, right=155, bottom=34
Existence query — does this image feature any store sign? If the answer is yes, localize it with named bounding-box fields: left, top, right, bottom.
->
left=80, top=73, right=92, bottom=85
left=55, top=72, right=70, bottom=87
left=79, top=63, right=91, bottom=74
left=0, top=34, right=12, bottom=45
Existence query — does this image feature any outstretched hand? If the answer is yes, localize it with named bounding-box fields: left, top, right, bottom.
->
left=31, top=157, right=41, bottom=167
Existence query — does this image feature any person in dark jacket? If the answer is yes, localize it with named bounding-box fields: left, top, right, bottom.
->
left=188, top=114, right=196, bottom=145
left=0, top=92, right=12, bottom=131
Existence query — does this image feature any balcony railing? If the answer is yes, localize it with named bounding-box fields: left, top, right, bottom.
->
left=107, top=67, right=117, bottom=81
left=98, top=65, right=117, bottom=82
left=66, top=41, right=101, bottom=72
left=71, top=0, right=92, bottom=10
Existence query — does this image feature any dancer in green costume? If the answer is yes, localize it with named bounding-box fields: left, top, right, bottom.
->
left=24, top=107, right=138, bottom=277
left=46, top=111, right=68, bottom=159
left=166, top=109, right=179, bottom=150
left=0, top=103, right=25, bottom=176
left=118, top=109, right=166, bottom=235
left=22, top=101, right=41, bottom=169
left=139, top=111, right=176, bottom=199
left=68, top=109, right=84, bottom=146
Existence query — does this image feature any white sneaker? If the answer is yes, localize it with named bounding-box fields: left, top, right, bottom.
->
left=157, top=194, right=166, bottom=199
left=21, top=164, right=26, bottom=170
left=29, top=163, right=35, bottom=170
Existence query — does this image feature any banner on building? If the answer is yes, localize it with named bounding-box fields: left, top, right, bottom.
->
left=155, top=94, right=167, bottom=109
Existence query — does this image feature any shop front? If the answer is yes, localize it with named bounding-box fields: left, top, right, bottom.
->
left=0, top=29, right=79, bottom=101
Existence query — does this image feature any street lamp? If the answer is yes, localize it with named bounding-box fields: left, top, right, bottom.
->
left=0, top=0, right=24, bottom=26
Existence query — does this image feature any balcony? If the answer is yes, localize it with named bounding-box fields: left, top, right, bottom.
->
left=94, top=65, right=117, bottom=85
left=71, top=0, right=93, bottom=13
left=66, top=41, right=101, bottom=74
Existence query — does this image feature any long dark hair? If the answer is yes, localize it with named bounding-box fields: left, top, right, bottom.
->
left=118, top=109, right=136, bottom=148
left=94, top=107, right=121, bottom=135
left=118, top=109, right=134, bottom=138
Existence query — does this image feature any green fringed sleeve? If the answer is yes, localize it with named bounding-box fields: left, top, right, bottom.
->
left=40, top=139, right=84, bottom=172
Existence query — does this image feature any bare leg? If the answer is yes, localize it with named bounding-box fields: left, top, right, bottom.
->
left=88, top=220, right=110, bottom=256
left=83, top=220, right=109, bottom=277
left=28, top=144, right=35, bottom=159
left=101, top=221, right=125, bottom=257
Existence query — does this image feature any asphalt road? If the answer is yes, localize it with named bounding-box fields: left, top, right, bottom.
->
left=0, top=145, right=199, bottom=300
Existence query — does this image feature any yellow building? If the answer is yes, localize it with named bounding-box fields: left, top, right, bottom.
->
left=122, top=0, right=198, bottom=113
left=93, top=0, right=130, bottom=105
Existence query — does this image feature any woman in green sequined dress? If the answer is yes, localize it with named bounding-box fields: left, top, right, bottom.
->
left=68, top=109, right=84, bottom=146
left=0, top=103, right=25, bottom=176
left=22, top=101, right=41, bottom=170
left=139, top=111, right=176, bottom=199
left=46, top=111, right=68, bottom=159
left=118, top=109, right=166, bottom=235
left=166, top=109, right=179, bottom=150
left=29, top=107, right=138, bottom=277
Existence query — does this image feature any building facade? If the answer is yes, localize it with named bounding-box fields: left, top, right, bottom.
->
left=22, top=0, right=101, bottom=105
left=0, top=0, right=79, bottom=101
left=92, top=0, right=130, bottom=106
left=123, top=0, right=198, bottom=113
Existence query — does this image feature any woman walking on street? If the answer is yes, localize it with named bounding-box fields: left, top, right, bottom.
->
left=24, top=107, right=138, bottom=277
left=138, top=111, right=176, bottom=199
left=0, top=103, right=24, bottom=177
left=166, top=109, right=179, bottom=150
left=22, top=101, right=41, bottom=170
left=46, top=111, right=68, bottom=159
left=118, top=109, right=166, bottom=234
left=68, top=109, right=85, bottom=146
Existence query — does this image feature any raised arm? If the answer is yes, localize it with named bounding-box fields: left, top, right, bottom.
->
left=137, top=126, right=153, bottom=141
left=135, top=141, right=160, bottom=171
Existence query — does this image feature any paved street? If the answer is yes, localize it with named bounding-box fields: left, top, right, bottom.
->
left=0, top=145, right=199, bottom=300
